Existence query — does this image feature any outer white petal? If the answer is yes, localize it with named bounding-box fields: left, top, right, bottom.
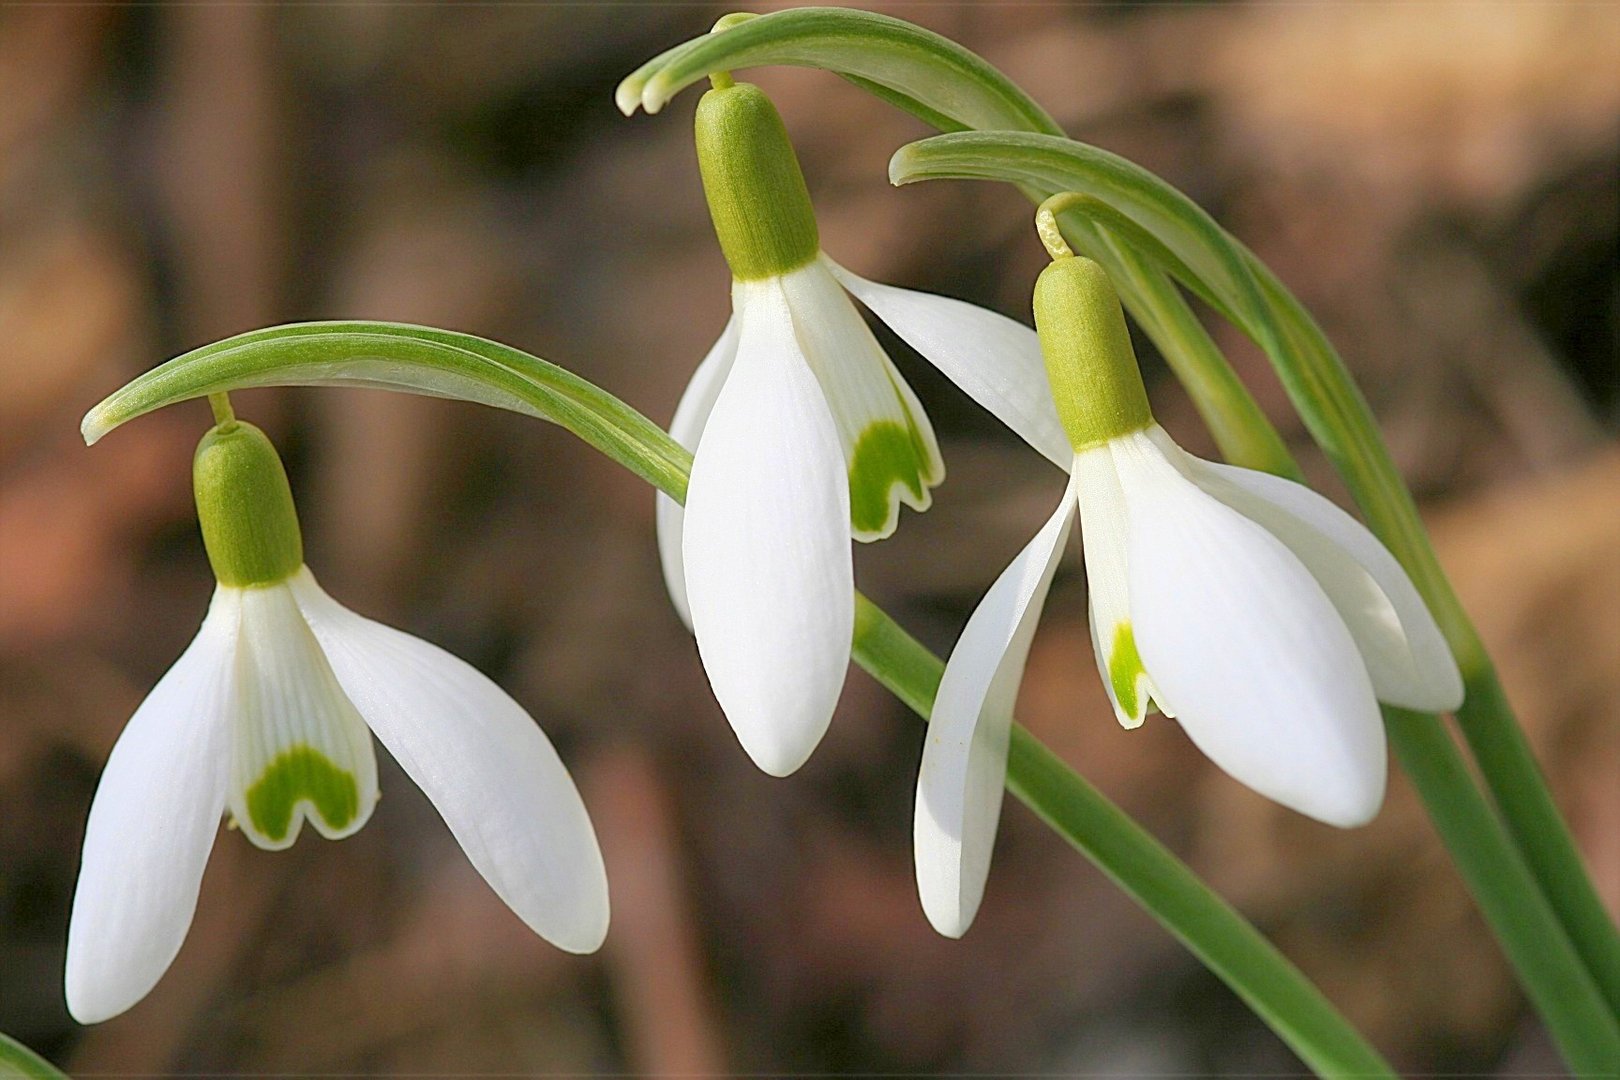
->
left=66, top=589, right=238, bottom=1024
left=683, top=279, right=854, bottom=776
left=228, top=579, right=379, bottom=850
left=1146, top=429, right=1463, bottom=712
left=1113, top=431, right=1387, bottom=828
left=657, top=317, right=738, bottom=629
left=777, top=261, right=944, bottom=542
left=824, top=256, right=1072, bottom=469
left=916, top=479, right=1077, bottom=937
left=289, top=569, right=610, bottom=952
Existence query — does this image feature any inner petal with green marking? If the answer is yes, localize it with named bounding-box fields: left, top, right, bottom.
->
left=848, top=407, right=944, bottom=540
left=775, top=258, right=945, bottom=542
left=227, top=575, right=380, bottom=851
left=244, top=745, right=361, bottom=843
left=1107, top=621, right=1159, bottom=729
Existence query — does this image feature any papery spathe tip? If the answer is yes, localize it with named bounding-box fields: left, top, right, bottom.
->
left=641, top=75, right=672, bottom=116
left=613, top=78, right=643, bottom=116
left=81, top=405, right=113, bottom=446
left=886, top=145, right=917, bottom=187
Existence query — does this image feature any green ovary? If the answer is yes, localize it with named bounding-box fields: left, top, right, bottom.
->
left=244, top=745, right=360, bottom=842
left=848, top=419, right=939, bottom=538
left=1108, top=622, right=1149, bottom=720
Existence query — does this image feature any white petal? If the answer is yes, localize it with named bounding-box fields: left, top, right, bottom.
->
left=1146, top=429, right=1463, bottom=712
left=228, top=578, right=379, bottom=851
left=776, top=262, right=944, bottom=541
left=66, top=589, right=238, bottom=1024
left=1113, top=431, right=1387, bottom=828
left=657, top=317, right=739, bottom=629
left=683, top=279, right=854, bottom=776
left=916, top=479, right=1077, bottom=937
left=289, top=569, right=610, bottom=953
left=1072, top=445, right=1158, bottom=728
left=825, top=256, right=1072, bottom=470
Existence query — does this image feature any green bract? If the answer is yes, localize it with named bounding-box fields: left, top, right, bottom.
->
left=1032, top=256, right=1152, bottom=451
left=81, top=321, right=692, bottom=501
left=193, top=421, right=303, bottom=588
left=617, top=7, right=1061, bottom=134
left=696, top=82, right=820, bottom=280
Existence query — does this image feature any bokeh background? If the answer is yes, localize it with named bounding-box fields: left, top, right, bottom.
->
left=2, top=2, right=1617, bottom=1075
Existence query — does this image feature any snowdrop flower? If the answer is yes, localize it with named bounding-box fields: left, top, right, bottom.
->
left=915, top=251, right=1464, bottom=937
left=66, top=417, right=609, bottom=1023
left=658, top=80, right=1068, bottom=777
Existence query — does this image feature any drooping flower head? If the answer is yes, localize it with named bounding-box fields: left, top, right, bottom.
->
left=66, top=415, right=609, bottom=1023
left=915, top=241, right=1464, bottom=937
left=660, top=78, right=1068, bottom=776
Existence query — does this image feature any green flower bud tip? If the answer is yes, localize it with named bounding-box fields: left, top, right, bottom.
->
left=193, top=421, right=304, bottom=588
left=694, top=81, right=819, bottom=281
left=1033, top=256, right=1153, bottom=452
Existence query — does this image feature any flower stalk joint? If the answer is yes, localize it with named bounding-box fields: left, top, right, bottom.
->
left=1033, top=254, right=1152, bottom=452
left=695, top=82, right=820, bottom=281
left=193, top=420, right=304, bottom=587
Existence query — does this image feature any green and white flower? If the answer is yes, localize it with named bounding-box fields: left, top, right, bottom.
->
left=66, top=420, right=609, bottom=1024
left=658, top=80, right=1067, bottom=777
left=915, top=255, right=1464, bottom=937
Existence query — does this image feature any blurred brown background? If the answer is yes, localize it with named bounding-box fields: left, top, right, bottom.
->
left=2, top=2, right=1617, bottom=1075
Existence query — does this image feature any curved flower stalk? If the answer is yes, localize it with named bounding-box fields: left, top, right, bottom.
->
left=66, top=411, right=609, bottom=1024
left=916, top=251, right=1462, bottom=937
left=657, top=78, right=1067, bottom=776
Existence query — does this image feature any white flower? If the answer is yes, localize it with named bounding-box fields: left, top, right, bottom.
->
left=913, top=255, right=1463, bottom=938
left=659, top=257, right=1068, bottom=777
left=66, top=422, right=608, bottom=1023
left=658, top=80, right=1066, bottom=777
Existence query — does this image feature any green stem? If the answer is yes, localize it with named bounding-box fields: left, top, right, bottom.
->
left=1454, top=669, right=1620, bottom=1018
left=852, top=596, right=1396, bottom=1078
left=1049, top=212, right=1620, bottom=1062
left=207, top=391, right=235, bottom=427
left=1388, top=710, right=1620, bottom=1072
left=1252, top=262, right=1620, bottom=1015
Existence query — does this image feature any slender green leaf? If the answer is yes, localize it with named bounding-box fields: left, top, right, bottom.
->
left=0, top=1033, right=68, bottom=1080
left=1454, top=669, right=1620, bottom=1020
left=1389, top=710, right=1620, bottom=1072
